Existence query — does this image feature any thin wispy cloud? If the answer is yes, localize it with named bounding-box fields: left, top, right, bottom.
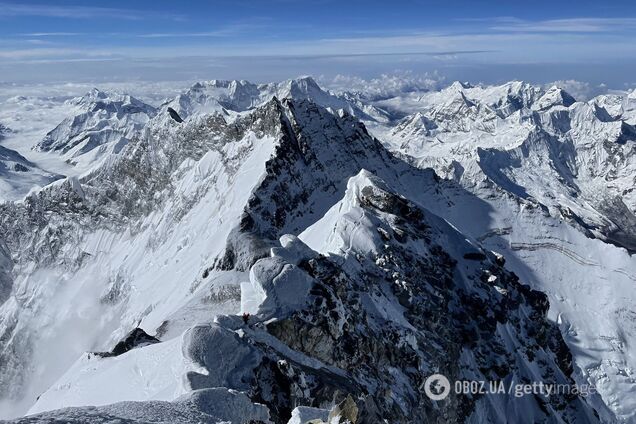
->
left=8, top=57, right=123, bottom=65
left=0, top=47, right=116, bottom=60
left=270, top=50, right=495, bottom=61
left=18, top=32, right=83, bottom=37
left=0, top=29, right=630, bottom=63
left=139, top=32, right=230, bottom=38
left=22, top=39, right=53, bottom=45
left=139, top=19, right=272, bottom=38
left=0, top=2, right=186, bottom=21
left=482, top=17, right=636, bottom=33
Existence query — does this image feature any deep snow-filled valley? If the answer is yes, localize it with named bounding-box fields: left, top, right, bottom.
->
left=0, top=76, right=634, bottom=423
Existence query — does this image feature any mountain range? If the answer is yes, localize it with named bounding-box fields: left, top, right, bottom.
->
left=0, top=76, right=634, bottom=423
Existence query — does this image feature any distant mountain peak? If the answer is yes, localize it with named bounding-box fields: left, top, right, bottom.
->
left=448, top=80, right=473, bottom=91
left=1, top=76, right=635, bottom=423
left=534, top=85, right=576, bottom=110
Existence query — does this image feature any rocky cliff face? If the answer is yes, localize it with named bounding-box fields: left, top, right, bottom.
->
left=246, top=172, right=597, bottom=423
left=0, top=77, right=632, bottom=423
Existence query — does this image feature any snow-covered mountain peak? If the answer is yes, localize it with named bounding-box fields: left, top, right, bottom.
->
left=181, top=79, right=261, bottom=113
left=1, top=76, right=636, bottom=423
left=269, top=76, right=381, bottom=121
left=275, top=75, right=324, bottom=98
left=422, top=88, right=500, bottom=133
left=69, top=88, right=154, bottom=114
left=533, top=85, right=577, bottom=111
left=165, top=76, right=393, bottom=127
left=592, top=94, right=628, bottom=119
left=293, top=169, right=599, bottom=423
left=75, top=87, right=108, bottom=103
left=33, top=88, right=157, bottom=173
left=447, top=80, right=472, bottom=91
left=163, top=76, right=339, bottom=121
left=390, top=111, right=438, bottom=139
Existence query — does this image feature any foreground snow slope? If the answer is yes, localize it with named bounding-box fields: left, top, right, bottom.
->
left=15, top=167, right=601, bottom=423
left=0, top=100, right=277, bottom=417
left=0, top=77, right=633, bottom=422
left=17, top=389, right=271, bottom=424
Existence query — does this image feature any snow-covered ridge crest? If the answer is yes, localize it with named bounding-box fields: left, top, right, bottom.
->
left=0, top=92, right=405, bottom=418
left=23, top=169, right=600, bottom=423
left=0, top=76, right=634, bottom=422
left=161, top=75, right=387, bottom=123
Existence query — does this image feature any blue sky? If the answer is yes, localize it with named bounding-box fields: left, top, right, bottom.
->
left=1, top=0, right=636, bottom=86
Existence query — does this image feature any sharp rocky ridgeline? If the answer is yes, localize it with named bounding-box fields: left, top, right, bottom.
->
left=0, top=76, right=634, bottom=423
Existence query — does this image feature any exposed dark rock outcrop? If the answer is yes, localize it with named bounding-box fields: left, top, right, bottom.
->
left=167, top=107, right=184, bottom=123
left=94, top=328, right=159, bottom=358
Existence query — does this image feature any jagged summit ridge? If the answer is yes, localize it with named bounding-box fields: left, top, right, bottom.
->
left=0, top=76, right=634, bottom=422
left=162, top=76, right=384, bottom=124
left=20, top=167, right=601, bottom=423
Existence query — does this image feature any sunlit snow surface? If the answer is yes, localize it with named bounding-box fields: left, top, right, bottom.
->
left=0, top=76, right=634, bottom=423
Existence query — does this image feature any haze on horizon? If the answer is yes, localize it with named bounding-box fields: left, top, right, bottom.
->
left=0, top=0, right=635, bottom=90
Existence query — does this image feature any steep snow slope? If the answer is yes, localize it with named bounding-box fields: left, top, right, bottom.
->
left=18, top=389, right=271, bottom=424
left=0, top=103, right=277, bottom=417
left=15, top=166, right=601, bottom=423
left=29, top=335, right=191, bottom=413
left=0, top=77, right=634, bottom=423
left=410, top=177, right=635, bottom=423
